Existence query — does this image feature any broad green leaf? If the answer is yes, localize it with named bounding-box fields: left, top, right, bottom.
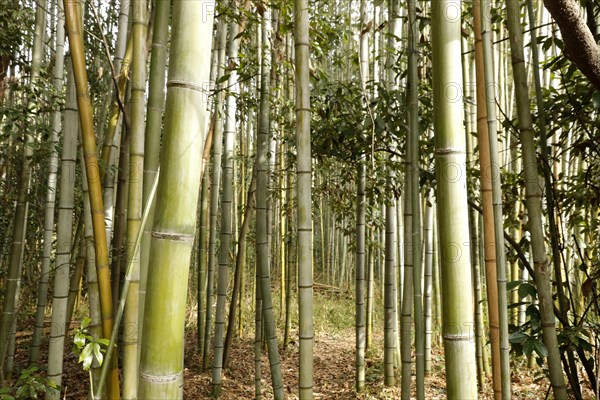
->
left=508, top=331, right=528, bottom=344
left=93, top=343, right=104, bottom=366
left=81, top=317, right=91, bottom=329
left=74, top=332, right=86, bottom=350
left=533, top=340, right=548, bottom=358
left=523, top=339, right=534, bottom=356
left=518, top=282, right=537, bottom=300
left=506, top=280, right=522, bottom=291
left=79, top=344, right=94, bottom=371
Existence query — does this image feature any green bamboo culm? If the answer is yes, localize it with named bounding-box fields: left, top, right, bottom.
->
left=0, top=0, right=46, bottom=375
left=46, top=55, right=76, bottom=400
left=355, top=0, right=368, bottom=390
left=504, top=0, right=568, bottom=398
left=254, top=9, right=284, bottom=399
left=408, top=0, right=424, bottom=396
left=137, top=0, right=214, bottom=397
left=387, top=0, right=403, bottom=373
left=295, top=0, right=314, bottom=397
left=384, top=194, right=397, bottom=387
left=431, top=0, right=478, bottom=397
left=139, top=0, right=171, bottom=353
left=30, top=0, right=64, bottom=364
left=479, top=0, right=511, bottom=396
left=401, top=0, right=415, bottom=391
left=211, top=4, right=239, bottom=395
left=122, top=0, right=147, bottom=397
left=97, top=169, right=160, bottom=400
left=203, top=3, right=228, bottom=371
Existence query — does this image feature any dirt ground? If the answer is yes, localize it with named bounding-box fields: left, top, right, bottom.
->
left=10, top=305, right=597, bottom=399
left=182, top=328, right=595, bottom=399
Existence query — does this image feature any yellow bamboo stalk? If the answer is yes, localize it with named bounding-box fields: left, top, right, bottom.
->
left=63, top=2, right=119, bottom=398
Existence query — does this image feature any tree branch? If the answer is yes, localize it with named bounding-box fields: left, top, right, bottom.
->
left=543, top=0, right=600, bottom=90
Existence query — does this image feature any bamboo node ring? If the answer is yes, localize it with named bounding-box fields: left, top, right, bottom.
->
left=139, top=370, right=182, bottom=384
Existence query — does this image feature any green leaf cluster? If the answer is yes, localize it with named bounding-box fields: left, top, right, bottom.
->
left=73, top=317, right=110, bottom=372
left=0, top=366, right=59, bottom=400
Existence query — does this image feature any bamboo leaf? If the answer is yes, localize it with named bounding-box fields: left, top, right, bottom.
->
left=79, top=344, right=94, bottom=371
left=518, top=282, right=537, bottom=300
left=93, top=343, right=104, bottom=366
left=506, top=280, right=522, bottom=291
left=532, top=340, right=548, bottom=358
left=508, top=331, right=528, bottom=344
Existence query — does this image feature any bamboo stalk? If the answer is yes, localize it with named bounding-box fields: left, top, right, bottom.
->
left=30, top=0, right=65, bottom=364
left=63, top=5, right=119, bottom=397
left=473, top=0, right=502, bottom=395
left=203, top=5, right=228, bottom=371
left=431, top=0, right=478, bottom=396
left=504, top=0, right=568, bottom=397
left=211, top=4, right=241, bottom=395
left=137, top=0, right=214, bottom=397
left=295, top=0, right=314, bottom=396
left=46, top=54, right=76, bottom=400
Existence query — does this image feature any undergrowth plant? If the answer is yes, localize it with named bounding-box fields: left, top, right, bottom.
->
left=73, top=317, right=109, bottom=397
left=0, top=366, right=58, bottom=399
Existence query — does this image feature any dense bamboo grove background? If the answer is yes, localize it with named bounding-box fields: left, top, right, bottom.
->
left=0, top=0, right=600, bottom=399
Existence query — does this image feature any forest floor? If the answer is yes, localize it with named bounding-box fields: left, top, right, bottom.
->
left=10, top=289, right=597, bottom=399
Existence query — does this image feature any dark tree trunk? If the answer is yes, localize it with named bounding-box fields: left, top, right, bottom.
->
left=544, top=0, right=600, bottom=89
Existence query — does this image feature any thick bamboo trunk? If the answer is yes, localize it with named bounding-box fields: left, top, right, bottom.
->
left=432, top=0, right=478, bottom=396
left=137, top=0, right=214, bottom=397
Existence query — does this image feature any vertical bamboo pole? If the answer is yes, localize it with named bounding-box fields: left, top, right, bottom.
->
left=203, top=8, right=228, bottom=369
left=139, top=0, right=171, bottom=350
left=473, top=0, right=502, bottom=395
left=480, top=0, right=512, bottom=394
left=30, top=0, right=65, bottom=364
left=211, top=4, right=241, bottom=394
left=63, top=1, right=119, bottom=397
left=432, top=0, right=478, bottom=395
left=46, top=56, right=76, bottom=400
left=137, top=0, right=214, bottom=397
left=355, top=0, right=368, bottom=390
left=295, top=0, right=314, bottom=396
left=122, top=0, right=147, bottom=396
left=408, top=0, right=424, bottom=394
left=423, top=191, right=434, bottom=374
left=0, top=0, right=47, bottom=375
left=504, top=0, right=568, bottom=397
